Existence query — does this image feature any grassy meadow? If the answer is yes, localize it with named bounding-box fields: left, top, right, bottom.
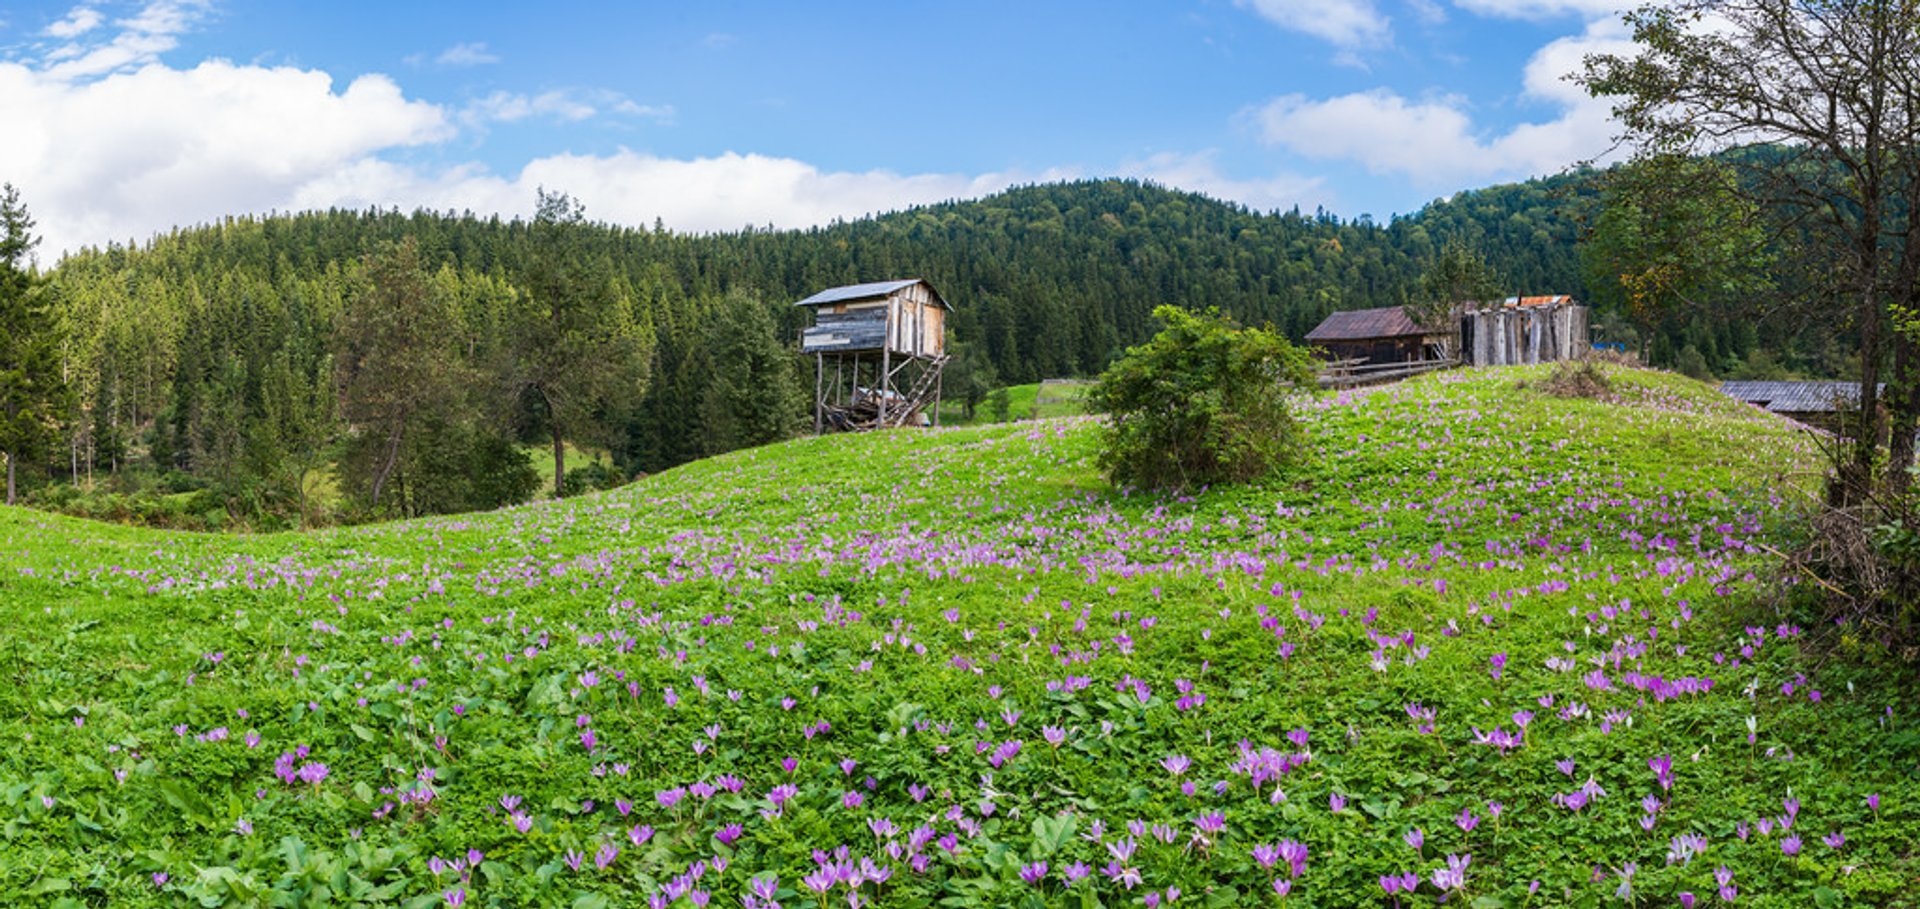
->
left=1, top=364, right=1915, bottom=908
left=940, top=380, right=1092, bottom=426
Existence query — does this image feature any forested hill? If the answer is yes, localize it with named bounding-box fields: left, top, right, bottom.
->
left=40, top=174, right=1594, bottom=522
left=55, top=174, right=1595, bottom=381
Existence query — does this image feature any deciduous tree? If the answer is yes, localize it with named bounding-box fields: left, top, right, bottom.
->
left=1581, top=0, right=1920, bottom=503
left=1088, top=306, right=1316, bottom=492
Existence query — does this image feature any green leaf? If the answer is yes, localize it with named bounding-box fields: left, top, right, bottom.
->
left=1029, top=812, right=1077, bottom=858
left=1205, top=885, right=1240, bottom=908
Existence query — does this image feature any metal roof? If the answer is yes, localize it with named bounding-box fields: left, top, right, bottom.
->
left=1304, top=305, right=1426, bottom=342
left=1720, top=380, right=1875, bottom=414
left=793, top=278, right=951, bottom=310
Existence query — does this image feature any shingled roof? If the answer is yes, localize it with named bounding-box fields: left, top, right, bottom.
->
left=1304, top=305, right=1426, bottom=342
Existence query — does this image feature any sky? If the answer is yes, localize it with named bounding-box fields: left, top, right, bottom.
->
left=0, top=0, right=1642, bottom=260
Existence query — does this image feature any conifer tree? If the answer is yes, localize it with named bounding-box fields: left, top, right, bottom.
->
left=0, top=184, right=63, bottom=505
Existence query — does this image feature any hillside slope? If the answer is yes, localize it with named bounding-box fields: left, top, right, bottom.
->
left=44, top=175, right=1601, bottom=494
left=1, top=366, right=1912, bottom=908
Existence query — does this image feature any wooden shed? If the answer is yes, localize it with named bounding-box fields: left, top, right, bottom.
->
left=1460, top=295, right=1588, bottom=367
left=796, top=279, right=952, bottom=433
left=1304, top=305, right=1451, bottom=364
left=1720, top=380, right=1874, bottom=434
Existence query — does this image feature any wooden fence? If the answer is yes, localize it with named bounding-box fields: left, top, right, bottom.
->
left=1316, top=357, right=1457, bottom=389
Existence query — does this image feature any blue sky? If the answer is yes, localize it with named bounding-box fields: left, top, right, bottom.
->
left=0, top=0, right=1636, bottom=257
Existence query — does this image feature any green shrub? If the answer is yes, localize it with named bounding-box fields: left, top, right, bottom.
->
left=1087, top=305, right=1316, bottom=491
left=559, top=459, right=626, bottom=498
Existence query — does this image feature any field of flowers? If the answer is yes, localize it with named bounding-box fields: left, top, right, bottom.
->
left=1, top=364, right=1914, bottom=908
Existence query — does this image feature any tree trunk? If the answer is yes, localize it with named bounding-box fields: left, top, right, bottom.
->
left=1836, top=281, right=1885, bottom=508
left=552, top=421, right=566, bottom=499
left=1887, top=337, right=1918, bottom=500
left=370, top=423, right=404, bottom=510
left=4, top=452, right=12, bottom=505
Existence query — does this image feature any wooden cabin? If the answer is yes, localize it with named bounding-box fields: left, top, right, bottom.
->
left=796, top=279, right=952, bottom=433
left=1304, top=305, right=1451, bottom=364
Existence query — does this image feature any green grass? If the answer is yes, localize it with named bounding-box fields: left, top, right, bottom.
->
left=942, top=379, right=1091, bottom=426
left=0, top=364, right=1912, bottom=908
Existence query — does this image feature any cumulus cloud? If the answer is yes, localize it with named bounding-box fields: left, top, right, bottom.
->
left=0, top=58, right=450, bottom=257
left=1252, top=17, right=1635, bottom=186
left=43, top=6, right=104, bottom=39
left=286, top=151, right=1085, bottom=236
left=434, top=41, right=499, bottom=66
left=2, top=0, right=1330, bottom=259
left=1235, top=0, right=1391, bottom=48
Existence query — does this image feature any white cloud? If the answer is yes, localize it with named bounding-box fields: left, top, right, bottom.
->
left=434, top=41, right=499, bottom=66
left=1252, top=18, right=1634, bottom=186
left=0, top=59, right=449, bottom=257
left=286, top=151, right=1084, bottom=236
left=44, top=6, right=103, bottom=39
left=463, top=89, right=596, bottom=125
left=37, top=0, right=210, bottom=81
left=458, top=88, right=675, bottom=129
left=1235, top=0, right=1391, bottom=48
left=1452, top=0, right=1627, bottom=19
left=1, top=0, right=1331, bottom=259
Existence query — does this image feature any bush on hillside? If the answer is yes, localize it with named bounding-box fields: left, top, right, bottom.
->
left=1537, top=358, right=1613, bottom=399
left=1088, top=305, right=1316, bottom=492
left=560, top=460, right=627, bottom=498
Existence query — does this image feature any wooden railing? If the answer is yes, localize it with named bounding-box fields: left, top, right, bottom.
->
left=1316, top=357, right=1457, bottom=389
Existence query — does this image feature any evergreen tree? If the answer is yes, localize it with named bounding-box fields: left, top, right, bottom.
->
left=510, top=190, right=653, bottom=496
left=0, top=184, right=63, bottom=505
left=332, top=237, right=462, bottom=515
left=695, top=291, right=803, bottom=455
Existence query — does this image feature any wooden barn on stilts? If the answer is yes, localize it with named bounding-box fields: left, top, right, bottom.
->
left=796, top=279, right=951, bottom=433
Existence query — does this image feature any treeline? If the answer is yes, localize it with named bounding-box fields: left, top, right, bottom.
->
left=10, top=172, right=1830, bottom=527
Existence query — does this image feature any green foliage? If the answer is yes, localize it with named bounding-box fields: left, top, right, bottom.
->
left=1089, top=306, right=1315, bottom=491
left=693, top=291, right=802, bottom=456
left=0, top=366, right=1913, bottom=907
left=0, top=183, right=65, bottom=505
left=939, top=334, right=998, bottom=421
left=333, top=238, right=467, bottom=517
left=1580, top=155, right=1771, bottom=368
left=1674, top=345, right=1713, bottom=381
left=557, top=459, right=625, bottom=498
left=511, top=189, right=654, bottom=498
left=986, top=387, right=1012, bottom=423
